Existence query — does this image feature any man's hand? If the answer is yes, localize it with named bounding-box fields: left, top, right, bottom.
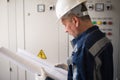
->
left=55, top=63, right=68, bottom=71
left=35, top=67, right=47, bottom=80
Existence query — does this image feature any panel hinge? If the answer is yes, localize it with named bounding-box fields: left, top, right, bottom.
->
left=10, top=67, right=12, bottom=72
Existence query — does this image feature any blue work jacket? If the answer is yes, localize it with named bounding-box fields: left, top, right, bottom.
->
left=67, top=26, right=113, bottom=80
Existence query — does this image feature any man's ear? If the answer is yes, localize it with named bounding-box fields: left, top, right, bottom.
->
left=72, top=16, right=80, bottom=27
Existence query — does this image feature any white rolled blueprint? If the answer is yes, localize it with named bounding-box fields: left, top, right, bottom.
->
left=0, top=47, right=67, bottom=80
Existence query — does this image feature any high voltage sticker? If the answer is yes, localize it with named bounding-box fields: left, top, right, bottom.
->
left=37, top=49, right=47, bottom=59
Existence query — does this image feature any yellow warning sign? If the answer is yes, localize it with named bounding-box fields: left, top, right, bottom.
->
left=37, top=50, right=47, bottom=59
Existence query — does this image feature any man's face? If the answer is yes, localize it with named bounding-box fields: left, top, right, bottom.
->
left=61, top=17, right=79, bottom=37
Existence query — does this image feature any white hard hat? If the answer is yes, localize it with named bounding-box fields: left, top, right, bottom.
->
left=56, top=0, right=87, bottom=20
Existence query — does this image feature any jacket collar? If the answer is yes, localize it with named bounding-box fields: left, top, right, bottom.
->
left=71, top=25, right=99, bottom=47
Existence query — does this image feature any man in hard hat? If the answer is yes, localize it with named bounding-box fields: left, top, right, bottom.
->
left=36, top=0, right=113, bottom=80
left=55, top=0, right=113, bottom=80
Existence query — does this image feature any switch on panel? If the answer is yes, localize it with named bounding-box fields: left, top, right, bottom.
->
left=105, top=4, right=112, bottom=10
left=49, top=5, right=55, bottom=11
left=87, top=4, right=94, bottom=11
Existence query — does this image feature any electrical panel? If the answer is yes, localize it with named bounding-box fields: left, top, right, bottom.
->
left=0, top=0, right=119, bottom=80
